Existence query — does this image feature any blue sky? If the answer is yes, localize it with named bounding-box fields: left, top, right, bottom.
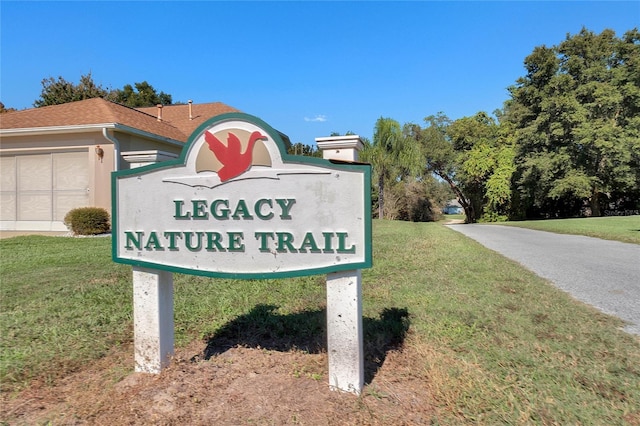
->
left=1, top=1, right=638, bottom=145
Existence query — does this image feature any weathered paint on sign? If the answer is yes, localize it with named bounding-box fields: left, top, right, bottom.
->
left=112, top=113, right=371, bottom=278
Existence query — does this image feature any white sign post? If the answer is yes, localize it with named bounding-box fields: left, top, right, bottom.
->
left=316, top=136, right=365, bottom=394
left=132, top=267, right=174, bottom=372
left=113, top=114, right=371, bottom=392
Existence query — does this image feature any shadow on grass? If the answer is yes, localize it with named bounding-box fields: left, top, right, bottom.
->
left=195, top=304, right=410, bottom=384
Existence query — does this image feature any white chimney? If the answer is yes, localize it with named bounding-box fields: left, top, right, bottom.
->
left=188, top=100, right=193, bottom=120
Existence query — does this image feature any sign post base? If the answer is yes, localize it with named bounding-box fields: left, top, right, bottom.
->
left=133, top=266, right=174, bottom=373
left=326, top=269, right=364, bottom=394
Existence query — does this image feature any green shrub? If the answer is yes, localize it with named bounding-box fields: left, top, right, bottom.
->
left=64, top=207, right=111, bottom=235
left=480, top=211, right=509, bottom=222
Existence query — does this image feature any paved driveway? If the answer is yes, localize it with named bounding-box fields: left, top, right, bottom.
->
left=447, top=224, right=640, bottom=336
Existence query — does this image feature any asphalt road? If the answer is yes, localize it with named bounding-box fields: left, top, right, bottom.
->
left=446, top=224, right=640, bottom=336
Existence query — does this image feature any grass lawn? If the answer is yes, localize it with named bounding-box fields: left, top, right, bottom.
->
left=1, top=221, right=639, bottom=423
left=498, top=215, right=640, bottom=244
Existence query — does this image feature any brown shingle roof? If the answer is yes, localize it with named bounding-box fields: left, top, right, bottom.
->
left=136, top=102, right=240, bottom=139
left=0, top=98, right=239, bottom=142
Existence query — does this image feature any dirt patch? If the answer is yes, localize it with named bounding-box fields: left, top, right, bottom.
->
left=0, top=231, right=68, bottom=239
left=442, top=219, right=465, bottom=225
left=1, top=340, right=438, bottom=425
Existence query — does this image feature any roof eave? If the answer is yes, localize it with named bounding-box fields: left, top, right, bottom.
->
left=0, top=123, right=185, bottom=147
left=0, top=123, right=118, bottom=136
left=113, top=123, right=185, bottom=147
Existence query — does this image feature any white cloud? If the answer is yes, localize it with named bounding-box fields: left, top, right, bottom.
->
left=304, top=114, right=327, bottom=122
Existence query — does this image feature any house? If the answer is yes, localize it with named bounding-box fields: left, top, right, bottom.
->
left=0, top=98, right=238, bottom=231
left=442, top=199, right=463, bottom=215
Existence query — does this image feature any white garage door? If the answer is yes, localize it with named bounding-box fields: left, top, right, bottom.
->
left=0, top=151, right=89, bottom=230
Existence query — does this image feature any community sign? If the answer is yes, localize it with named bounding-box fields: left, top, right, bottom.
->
left=112, top=113, right=372, bottom=278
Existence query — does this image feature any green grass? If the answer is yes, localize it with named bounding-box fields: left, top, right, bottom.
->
left=499, top=215, right=640, bottom=244
left=1, top=222, right=639, bottom=423
left=0, top=236, right=133, bottom=388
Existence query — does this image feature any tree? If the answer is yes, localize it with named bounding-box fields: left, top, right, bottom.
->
left=112, top=81, right=173, bottom=107
left=34, top=72, right=110, bottom=107
left=33, top=73, right=174, bottom=108
left=360, top=118, right=420, bottom=219
left=288, top=142, right=321, bottom=157
left=447, top=112, right=515, bottom=221
left=384, top=176, right=452, bottom=222
left=507, top=28, right=640, bottom=217
left=0, top=102, right=17, bottom=113
left=406, top=112, right=516, bottom=223
left=407, top=113, right=475, bottom=223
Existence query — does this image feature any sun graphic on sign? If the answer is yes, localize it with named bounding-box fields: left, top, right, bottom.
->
left=195, top=128, right=272, bottom=181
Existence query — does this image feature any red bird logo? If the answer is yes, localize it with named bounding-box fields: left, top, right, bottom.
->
left=204, top=130, right=267, bottom=181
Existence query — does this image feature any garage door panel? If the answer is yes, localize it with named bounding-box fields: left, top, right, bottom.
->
left=0, top=157, right=17, bottom=221
left=53, top=151, right=89, bottom=191
left=1, top=157, right=16, bottom=191
left=18, top=155, right=52, bottom=191
left=55, top=193, right=89, bottom=221
left=18, top=193, right=52, bottom=221
left=0, top=193, right=16, bottom=220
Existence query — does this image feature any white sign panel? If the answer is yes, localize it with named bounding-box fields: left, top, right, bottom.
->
left=112, top=113, right=372, bottom=278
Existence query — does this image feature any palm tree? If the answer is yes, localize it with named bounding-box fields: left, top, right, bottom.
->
left=361, top=118, right=420, bottom=219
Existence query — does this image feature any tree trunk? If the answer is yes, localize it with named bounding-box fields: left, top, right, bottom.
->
left=378, top=173, right=385, bottom=219
left=437, top=172, right=475, bottom=223
left=457, top=193, right=475, bottom=224
left=590, top=190, right=602, bottom=217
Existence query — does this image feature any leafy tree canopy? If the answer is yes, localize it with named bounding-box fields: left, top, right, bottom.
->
left=34, top=72, right=110, bottom=107
left=33, top=72, right=173, bottom=108
left=112, top=81, right=172, bottom=108
left=404, top=112, right=502, bottom=223
left=507, top=27, right=640, bottom=217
